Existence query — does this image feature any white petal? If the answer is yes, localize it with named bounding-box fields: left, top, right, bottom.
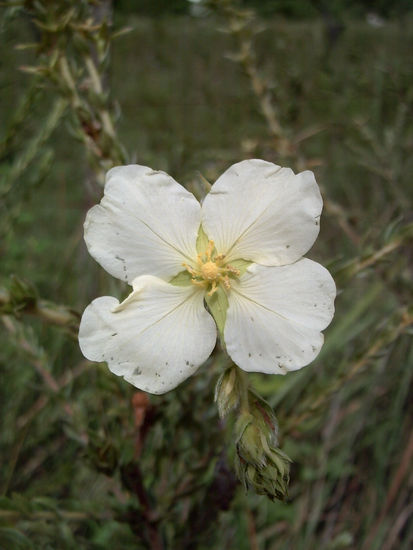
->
left=201, top=159, right=322, bottom=265
left=84, top=165, right=201, bottom=283
left=224, top=259, right=336, bottom=374
left=78, top=276, right=216, bottom=394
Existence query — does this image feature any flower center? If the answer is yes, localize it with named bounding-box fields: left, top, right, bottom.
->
left=201, top=261, right=219, bottom=280
left=183, top=240, right=240, bottom=296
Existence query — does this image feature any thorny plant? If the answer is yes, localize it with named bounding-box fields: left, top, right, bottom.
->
left=0, top=1, right=412, bottom=549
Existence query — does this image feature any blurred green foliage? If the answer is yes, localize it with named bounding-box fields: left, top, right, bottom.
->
left=0, top=1, right=412, bottom=549
left=114, top=0, right=413, bottom=18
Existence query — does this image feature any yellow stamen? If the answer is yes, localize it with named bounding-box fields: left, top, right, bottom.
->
left=208, top=280, right=218, bottom=296
left=182, top=239, right=241, bottom=294
left=182, top=263, right=198, bottom=277
left=226, top=265, right=240, bottom=276
left=220, top=275, right=231, bottom=290
left=215, top=253, right=226, bottom=265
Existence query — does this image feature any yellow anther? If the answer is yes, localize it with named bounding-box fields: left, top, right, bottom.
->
left=182, top=239, right=241, bottom=294
left=220, top=275, right=231, bottom=290
left=182, top=263, right=197, bottom=277
left=207, top=280, right=218, bottom=296
left=226, top=264, right=240, bottom=276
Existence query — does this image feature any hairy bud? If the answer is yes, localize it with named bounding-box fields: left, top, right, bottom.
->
left=234, top=393, right=291, bottom=501
left=214, top=365, right=242, bottom=418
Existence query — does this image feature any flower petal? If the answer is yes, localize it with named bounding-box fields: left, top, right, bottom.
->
left=84, top=165, right=201, bottom=283
left=79, top=276, right=216, bottom=394
left=201, top=159, right=322, bottom=265
left=224, top=260, right=336, bottom=374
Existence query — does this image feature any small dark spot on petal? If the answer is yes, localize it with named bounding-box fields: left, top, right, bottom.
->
left=248, top=353, right=252, bottom=357
left=286, top=244, right=290, bottom=248
left=186, top=361, right=189, bottom=365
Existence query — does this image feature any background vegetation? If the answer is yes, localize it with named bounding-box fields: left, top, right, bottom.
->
left=0, top=1, right=412, bottom=549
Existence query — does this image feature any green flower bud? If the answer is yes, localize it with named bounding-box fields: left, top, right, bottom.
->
left=234, top=394, right=292, bottom=501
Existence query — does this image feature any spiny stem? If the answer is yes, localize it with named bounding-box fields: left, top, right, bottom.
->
left=84, top=54, right=116, bottom=138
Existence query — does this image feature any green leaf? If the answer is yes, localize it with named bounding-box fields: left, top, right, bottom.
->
left=205, top=286, right=229, bottom=344
left=0, top=528, right=34, bottom=550
left=169, top=270, right=193, bottom=287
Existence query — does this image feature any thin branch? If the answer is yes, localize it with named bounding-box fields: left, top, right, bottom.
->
left=211, top=0, right=361, bottom=245
left=284, top=309, right=412, bottom=433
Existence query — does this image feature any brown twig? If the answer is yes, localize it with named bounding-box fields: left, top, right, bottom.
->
left=0, top=289, right=80, bottom=336
left=1, top=316, right=88, bottom=445
left=17, top=360, right=91, bottom=430
left=121, top=463, right=164, bottom=550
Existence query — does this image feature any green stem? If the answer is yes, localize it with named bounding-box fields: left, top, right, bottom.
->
left=59, top=56, right=82, bottom=109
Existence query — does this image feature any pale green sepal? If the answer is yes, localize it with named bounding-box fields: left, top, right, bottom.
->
left=169, top=270, right=193, bottom=287
left=196, top=224, right=210, bottom=254
left=205, top=286, right=229, bottom=344
left=215, top=365, right=241, bottom=418
left=228, top=258, right=253, bottom=277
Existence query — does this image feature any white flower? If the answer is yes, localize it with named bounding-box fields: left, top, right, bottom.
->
left=79, top=160, right=336, bottom=394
